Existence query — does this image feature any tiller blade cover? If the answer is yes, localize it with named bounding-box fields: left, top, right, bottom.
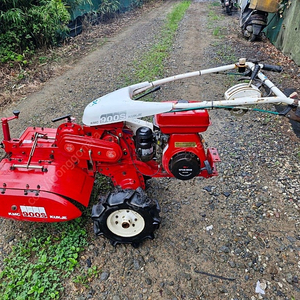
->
left=0, top=127, right=95, bottom=222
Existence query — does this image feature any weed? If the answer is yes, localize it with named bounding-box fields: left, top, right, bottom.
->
left=207, top=1, right=228, bottom=39
left=207, top=3, right=224, bottom=29
left=39, top=56, right=48, bottom=64
left=208, top=10, right=221, bottom=21
left=263, top=116, right=271, bottom=124
left=210, top=1, right=220, bottom=7
left=0, top=219, right=88, bottom=299
left=122, top=0, right=191, bottom=85
left=17, top=69, right=27, bottom=80
left=213, top=26, right=224, bottom=37
left=73, top=266, right=101, bottom=288
left=214, top=43, right=238, bottom=64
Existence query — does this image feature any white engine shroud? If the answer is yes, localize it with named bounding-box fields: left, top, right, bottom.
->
left=82, top=82, right=173, bottom=126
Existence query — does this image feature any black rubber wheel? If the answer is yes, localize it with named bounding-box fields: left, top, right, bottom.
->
left=249, top=34, right=259, bottom=42
left=92, top=187, right=161, bottom=247
left=226, top=6, right=232, bottom=15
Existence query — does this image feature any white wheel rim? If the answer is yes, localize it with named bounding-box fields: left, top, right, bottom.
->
left=107, top=209, right=145, bottom=237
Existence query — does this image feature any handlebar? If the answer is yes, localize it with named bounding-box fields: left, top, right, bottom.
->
left=82, top=58, right=299, bottom=126
left=260, top=64, right=283, bottom=73
left=134, top=86, right=161, bottom=100
left=51, top=114, right=72, bottom=123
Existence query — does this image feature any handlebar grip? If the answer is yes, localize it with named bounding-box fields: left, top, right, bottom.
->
left=51, top=114, right=71, bottom=122
left=261, top=64, right=283, bottom=73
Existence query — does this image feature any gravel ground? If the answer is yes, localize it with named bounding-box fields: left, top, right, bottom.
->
left=1, top=0, right=300, bottom=299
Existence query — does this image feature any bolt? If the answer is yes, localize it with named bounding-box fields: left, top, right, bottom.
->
left=122, top=222, right=130, bottom=229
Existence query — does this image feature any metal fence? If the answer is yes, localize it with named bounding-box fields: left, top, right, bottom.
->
left=68, top=0, right=138, bottom=37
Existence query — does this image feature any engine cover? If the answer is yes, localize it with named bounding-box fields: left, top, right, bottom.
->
left=154, top=105, right=210, bottom=134
left=162, top=133, right=208, bottom=180
left=169, top=152, right=200, bottom=180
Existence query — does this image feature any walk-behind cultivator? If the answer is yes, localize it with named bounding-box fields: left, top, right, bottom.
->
left=0, top=59, right=299, bottom=246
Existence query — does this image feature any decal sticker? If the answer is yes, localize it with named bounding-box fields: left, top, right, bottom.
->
left=174, top=142, right=197, bottom=148
left=89, top=99, right=100, bottom=107
left=8, top=212, right=20, bottom=217
left=64, top=143, right=75, bottom=153
left=20, top=205, right=47, bottom=218
left=99, top=111, right=126, bottom=124
left=106, top=150, right=117, bottom=159
left=128, top=113, right=142, bottom=119
left=49, top=215, right=67, bottom=220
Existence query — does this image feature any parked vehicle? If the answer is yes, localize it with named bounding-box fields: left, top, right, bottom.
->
left=221, top=0, right=235, bottom=15
left=239, top=0, right=279, bottom=41
left=0, top=58, right=298, bottom=247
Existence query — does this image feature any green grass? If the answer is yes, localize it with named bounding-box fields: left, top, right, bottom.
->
left=213, top=26, right=223, bottom=37
left=0, top=173, right=113, bottom=299
left=210, top=0, right=220, bottom=7
left=207, top=2, right=224, bottom=30
left=215, top=43, right=237, bottom=63
left=73, top=265, right=101, bottom=288
left=208, top=9, right=222, bottom=21
left=206, top=2, right=238, bottom=66
left=123, top=0, right=191, bottom=84
left=0, top=219, right=89, bottom=299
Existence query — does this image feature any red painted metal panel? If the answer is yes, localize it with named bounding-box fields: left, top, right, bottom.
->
left=0, top=189, right=82, bottom=222
left=155, top=107, right=210, bottom=134
left=0, top=159, right=95, bottom=207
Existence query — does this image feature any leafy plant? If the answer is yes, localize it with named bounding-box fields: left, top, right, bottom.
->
left=130, top=0, right=144, bottom=9
left=97, top=0, right=120, bottom=21
left=64, top=0, right=92, bottom=13
left=0, top=0, right=91, bottom=63
left=73, top=266, right=101, bottom=288
left=0, top=219, right=88, bottom=299
left=213, top=26, right=222, bottom=37
left=39, top=56, right=48, bottom=64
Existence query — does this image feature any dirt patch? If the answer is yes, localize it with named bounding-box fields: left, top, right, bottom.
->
left=1, top=1, right=300, bottom=299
